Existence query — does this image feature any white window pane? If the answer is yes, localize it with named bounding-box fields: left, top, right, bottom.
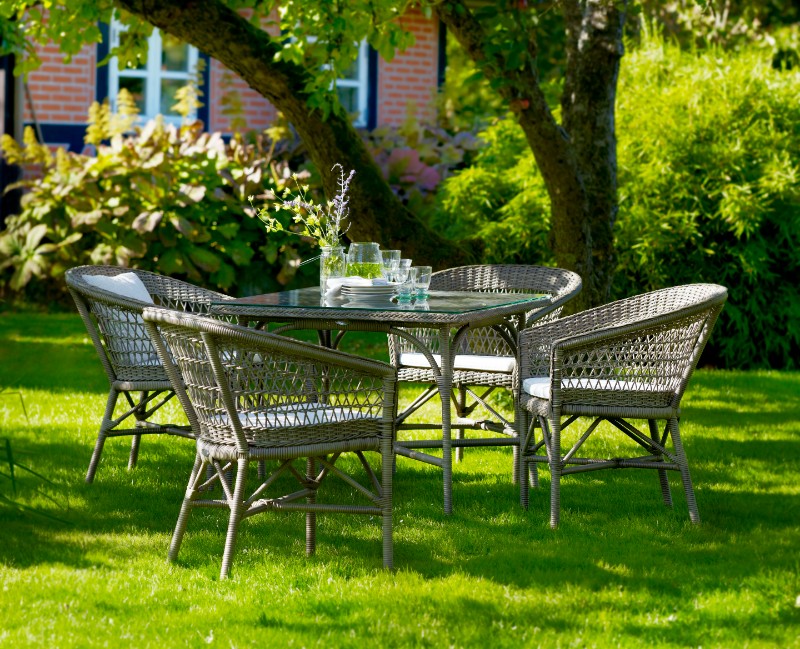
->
left=339, top=58, right=359, bottom=80
left=118, top=31, right=146, bottom=71
left=337, top=86, right=359, bottom=115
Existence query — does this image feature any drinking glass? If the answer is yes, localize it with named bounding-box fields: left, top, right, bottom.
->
left=396, top=267, right=418, bottom=302
left=413, top=265, right=432, bottom=299
left=380, top=249, right=401, bottom=282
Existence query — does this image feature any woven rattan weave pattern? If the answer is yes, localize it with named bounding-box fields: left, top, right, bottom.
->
left=388, top=264, right=582, bottom=484
left=65, top=265, right=235, bottom=482
left=517, top=283, right=727, bottom=528
left=143, top=307, right=396, bottom=578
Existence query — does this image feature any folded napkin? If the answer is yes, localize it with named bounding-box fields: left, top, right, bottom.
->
left=325, top=276, right=389, bottom=297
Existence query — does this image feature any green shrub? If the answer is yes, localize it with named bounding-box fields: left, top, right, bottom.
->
left=435, top=33, right=800, bottom=369
left=0, top=98, right=322, bottom=302
left=614, top=34, right=800, bottom=369
left=432, top=118, right=552, bottom=266
left=0, top=95, right=478, bottom=306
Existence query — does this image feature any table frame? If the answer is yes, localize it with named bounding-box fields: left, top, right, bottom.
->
left=211, top=288, right=549, bottom=514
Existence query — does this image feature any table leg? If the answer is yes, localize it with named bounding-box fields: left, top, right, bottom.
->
left=438, top=326, right=454, bottom=515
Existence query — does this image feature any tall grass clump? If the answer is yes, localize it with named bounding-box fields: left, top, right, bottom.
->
left=434, top=30, right=800, bottom=369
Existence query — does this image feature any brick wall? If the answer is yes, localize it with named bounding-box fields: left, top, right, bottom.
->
left=19, top=11, right=440, bottom=140
left=24, top=43, right=97, bottom=127
left=378, top=12, right=440, bottom=126
left=208, top=11, right=278, bottom=133
left=208, top=59, right=276, bottom=133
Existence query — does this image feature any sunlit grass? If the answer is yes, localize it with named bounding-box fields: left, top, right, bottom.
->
left=1, top=312, right=799, bottom=647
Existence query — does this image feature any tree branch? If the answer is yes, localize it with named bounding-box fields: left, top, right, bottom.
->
left=114, top=0, right=476, bottom=266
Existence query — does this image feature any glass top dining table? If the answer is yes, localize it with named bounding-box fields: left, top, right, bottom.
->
left=210, top=286, right=551, bottom=514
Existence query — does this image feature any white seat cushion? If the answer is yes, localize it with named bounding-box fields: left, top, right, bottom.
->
left=84, top=272, right=154, bottom=304
left=84, top=273, right=158, bottom=367
left=213, top=404, right=375, bottom=429
left=522, top=376, right=671, bottom=400
left=399, top=352, right=515, bottom=373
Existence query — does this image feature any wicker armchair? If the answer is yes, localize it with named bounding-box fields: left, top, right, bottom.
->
left=389, top=264, right=581, bottom=480
left=142, top=307, right=396, bottom=578
left=518, top=283, right=727, bottom=527
left=65, top=265, right=235, bottom=482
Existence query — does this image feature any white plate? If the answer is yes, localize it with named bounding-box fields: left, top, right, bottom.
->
left=341, top=285, right=397, bottom=296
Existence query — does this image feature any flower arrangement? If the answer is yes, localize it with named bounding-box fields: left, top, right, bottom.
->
left=253, top=163, right=354, bottom=249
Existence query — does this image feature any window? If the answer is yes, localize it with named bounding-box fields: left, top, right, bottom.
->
left=108, top=21, right=199, bottom=124
left=334, top=40, right=369, bottom=127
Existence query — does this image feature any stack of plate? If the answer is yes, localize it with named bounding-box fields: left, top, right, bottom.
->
left=341, top=284, right=397, bottom=302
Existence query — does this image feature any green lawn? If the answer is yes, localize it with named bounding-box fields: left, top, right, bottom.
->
left=1, top=312, right=798, bottom=648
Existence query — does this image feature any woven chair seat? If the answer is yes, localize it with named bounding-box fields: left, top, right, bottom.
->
left=398, top=352, right=516, bottom=373
left=522, top=376, right=676, bottom=404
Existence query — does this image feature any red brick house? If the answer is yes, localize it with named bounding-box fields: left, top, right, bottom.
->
left=9, top=11, right=443, bottom=150
left=0, top=11, right=444, bottom=216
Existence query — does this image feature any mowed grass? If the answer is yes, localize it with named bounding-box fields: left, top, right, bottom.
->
left=0, top=312, right=798, bottom=648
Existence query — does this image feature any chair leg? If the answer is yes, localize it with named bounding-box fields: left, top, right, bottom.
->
left=668, top=417, right=700, bottom=524
left=548, top=415, right=562, bottom=529
left=127, top=390, right=150, bottom=470
left=305, top=458, right=317, bottom=558
left=220, top=457, right=249, bottom=580
left=169, top=454, right=204, bottom=563
left=519, top=410, right=531, bottom=509
left=455, top=385, right=466, bottom=462
left=86, top=389, right=119, bottom=483
left=128, top=434, right=142, bottom=470
left=648, top=419, right=673, bottom=508
left=381, top=437, right=394, bottom=569
left=528, top=417, right=540, bottom=490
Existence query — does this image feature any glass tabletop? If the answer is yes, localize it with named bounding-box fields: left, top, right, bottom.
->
left=213, top=287, right=548, bottom=314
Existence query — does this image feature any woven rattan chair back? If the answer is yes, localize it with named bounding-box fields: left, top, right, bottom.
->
left=65, top=265, right=234, bottom=482
left=143, top=307, right=396, bottom=577
left=520, top=283, right=727, bottom=412
left=518, top=283, right=728, bottom=527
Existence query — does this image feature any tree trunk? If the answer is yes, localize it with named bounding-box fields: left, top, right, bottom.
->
left=436, top=0, right=626, bottom=309
left=115, top=0, right=476, bottom=268
left=560, top=0, right=626, bottom=307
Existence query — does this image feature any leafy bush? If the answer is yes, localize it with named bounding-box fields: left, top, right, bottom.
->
left=432, top=116, right=553, bottom=267
left=614, top=33, right=800, bottom=369
left=434, top=33, right=800, bottom=369
left=0, top=97, right=320, bottom=302
left=0, top=93, right=479, bottom=305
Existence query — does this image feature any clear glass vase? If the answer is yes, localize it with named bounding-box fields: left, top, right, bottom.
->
left=320, top=245, right=346, bottom=296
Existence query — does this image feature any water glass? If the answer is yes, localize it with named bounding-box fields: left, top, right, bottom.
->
left=396, top=267, right=418, bottom=302
left=413, top=265, right=432, bottom=299
left=380, top=249, right=401, bottom=282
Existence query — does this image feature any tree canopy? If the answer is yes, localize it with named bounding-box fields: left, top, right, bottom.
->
left=2, top=0, right=634, bottom=308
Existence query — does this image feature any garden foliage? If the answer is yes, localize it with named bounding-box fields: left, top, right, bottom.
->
left=0, top=95, right=317, bottom=300
left=0, top=94, right=476, bottom=303
left=435, top=32, right=800, bottom=369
